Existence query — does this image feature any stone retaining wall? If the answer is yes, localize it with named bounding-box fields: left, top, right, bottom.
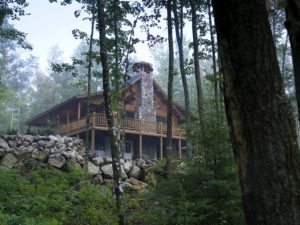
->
left=0, top=135, right=156, bottom=190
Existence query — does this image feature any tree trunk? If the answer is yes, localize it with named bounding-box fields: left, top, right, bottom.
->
left=86, top=8, right=95, bottom=158
left=96, top=1, right=124, bottom=224
left=281, top=33, right=288, bottom=77
left=173, top=0, right=191, bottom=146
left=212, top=0, right=300, bottom=225
left=190, top=0, right=204, bottom=130
left=285, top=0, right=300, bottom=124
left=166, top=0, right=174, bottom=178
left=207, top=0, right=219, bottom=118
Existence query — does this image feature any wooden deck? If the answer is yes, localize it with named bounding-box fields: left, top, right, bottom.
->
left=57, top=113, right=185, bottom=139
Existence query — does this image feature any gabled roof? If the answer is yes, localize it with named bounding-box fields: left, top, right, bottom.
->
left=25, top=75, right=188, bottom=125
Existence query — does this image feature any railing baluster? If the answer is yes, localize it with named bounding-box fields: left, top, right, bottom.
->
left=57, top=112, right=185, bottom=137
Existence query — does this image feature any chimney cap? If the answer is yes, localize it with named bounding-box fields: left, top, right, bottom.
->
left=132, top=61, right=153, bottom=73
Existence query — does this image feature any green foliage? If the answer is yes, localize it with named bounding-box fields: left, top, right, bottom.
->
left=126, top=157, right=245, bottom=225
left=0, top=1, right=31, bottom=49
left=0, top=167, right=118, bottom=225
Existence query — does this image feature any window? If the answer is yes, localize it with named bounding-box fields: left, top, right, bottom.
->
left=126, top=111, right=135, bottom=118
left=156, top=116, right=167, bottom=123
left=125, top=142, right=132, bottom=153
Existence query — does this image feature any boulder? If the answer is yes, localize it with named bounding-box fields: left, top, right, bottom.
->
left=0, top=138, right=9, bottom=151
left=66, top=159, right=81, bottom=171
left=67, top=142, right=74, bottom=147
left=87, top=162, right=99, bottom=175
left=16, top=139, right=22, bottom=147
left=63, top=151, right=76, bottom=160
left=1, top=153, right=17, bottom=168
left=37, top=140, right=46, bottom=148
left=93, top=174, right=104, bottom=185
left=77, top=148, right=85, bottom=156
left=49, top=135, right=59, bottom=142
left=23, top=141, right=30, bottom=147
left=48, top=154, right=66, bottom=168
left=121, top=181, right=134, bottom=191
left=76, top=155, right=84, bottom=163
left=92, top=157, right=104, bottom=166
left=45, top=140, right=55, bottom=148
left=13, top=147, right=32, bottom=159
left=4, top=135, right=16, bottom=141
left=22, top=135, right=33, bottom=143
left=74, top=139, right=82, bottom=145
left=56, top=142, right=66, bottom=150
left=101, top=164, right=127, bottom=179
left=143, top=170, right=157, bottom=186
left=31, top=142, right=38, bottom=148
left=101, top=164, right=114, bottom=178
left=63, top=137, right=73, bottom=143
left=32, top=150, right=48, bottom=161
left=135, top=158, right=146, bottom=168
left=129, top=166, right=142, bottom=179
left=120, top=165, right=128, bottom=179
left=126, top=177, right=148, bottom=191
left=104, top=157, right=112, bottom=163
left=123, top=161, right=133, bottom=174
left=33, top=135, right=42, bottom=142
left=0, top=148, right=5, bottom=157
left=8, top=140, right=17, bottom=148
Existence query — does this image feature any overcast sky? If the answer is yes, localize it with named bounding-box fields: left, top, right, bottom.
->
left=12, top=1, right=154, bottom=72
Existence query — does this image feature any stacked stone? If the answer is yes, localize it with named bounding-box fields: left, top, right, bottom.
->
left=0, top=135, right=156, bottom=190
left=0, top=135, right=85, bottom=170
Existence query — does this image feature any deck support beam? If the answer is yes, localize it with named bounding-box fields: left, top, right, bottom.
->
left=160, top=137, right=163, bottom=159
left=91, top=129, right=95, bottom=156
left=77, top=102, right=81, bottom=120
left=139, top=134, right=143, bottom=158
left=178, top=139, right=182, bottom=159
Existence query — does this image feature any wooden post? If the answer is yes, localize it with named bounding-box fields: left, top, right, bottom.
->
left=91, top=129, right=95, bottom=156
left=77, top=102, right=81, bottom=120
left=93, top=112, right=96, bottom=126
left=139, top=134, right=143, bottom=159
left=67, top=111, right=70, bottom=124
left=178, top=139, right=182, bottom=159
left=139, top=120, right=142, bottom=132
left=160, top=137, right=163, bottom=159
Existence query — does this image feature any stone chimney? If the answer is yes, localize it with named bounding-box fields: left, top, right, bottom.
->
left=132, top=62, right=156, bottom=123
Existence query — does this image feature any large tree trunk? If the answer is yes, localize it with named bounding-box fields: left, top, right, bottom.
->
left=97, top=1, right=124, bottom=224
left=212, top=1, right=300, bottom=225
left=173, top=0, right=191, bottom=147
left=285, top=0, right=300, bottom=124
left=190, top=0, right=204, bottom=130
left=166, top=0, right=174, bottom=178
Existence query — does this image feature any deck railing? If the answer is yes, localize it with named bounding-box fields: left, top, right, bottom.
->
left=57, top=113, right=185, bottom=138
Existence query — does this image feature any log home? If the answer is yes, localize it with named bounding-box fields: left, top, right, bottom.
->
left=25, top=62, right=187, bottom=160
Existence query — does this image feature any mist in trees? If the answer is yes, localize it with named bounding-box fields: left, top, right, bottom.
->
left=1, top=0, right=300, bottom=225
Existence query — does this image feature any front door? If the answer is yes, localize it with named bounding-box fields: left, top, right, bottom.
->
left=124, top=141, right=133, bottom=159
